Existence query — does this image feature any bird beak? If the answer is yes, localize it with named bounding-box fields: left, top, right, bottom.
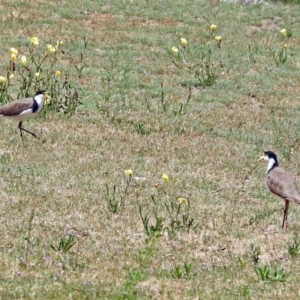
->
left=258, top=155, right=265, bottom=162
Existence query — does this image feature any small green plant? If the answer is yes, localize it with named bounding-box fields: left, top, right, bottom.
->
left=135, top=123, right=150, bottom=135
left=169, top=39, right=221, bottom=87
left=249, top=244, right=260, bottom=264
left=145, top=83, right=192, bottom=117
left=237, top=257, right=247, bottom=268
left=273, top=45, right=288, bottom=66
left=105, top=184, right=124, bottom=213
left=105, top=171, right=133, bottom=213
left=247, top=44, right=258, bottom=64
left=50, top=234, right=77, bottom=254
left=288, top=238, right=300, bottom=257
left=164, top=197, right=196, bottom=237
left=138, top=174, right=196, bottom=239
left=171, top=262, right=196, bottom=279
left=172, top=86, right=192, bottom=116
left=172, top=264, right=183, bottom=279
left=139, top=202, right=165, bottom=238
left=255, top=265, right=286, bottom=282
left=239, top=284, right=250, bottom=297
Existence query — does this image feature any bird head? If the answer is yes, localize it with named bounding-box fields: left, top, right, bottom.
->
left=258, top=151, right=279, bottom=174
left=36, top=90, right=47, bottom=96
left=258, top=151, right=278, bottom=163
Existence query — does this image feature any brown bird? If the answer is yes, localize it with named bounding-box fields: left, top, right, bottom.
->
left=259, top=151, right=300, bottom=229
left=0, top=90, right=47, bottom=139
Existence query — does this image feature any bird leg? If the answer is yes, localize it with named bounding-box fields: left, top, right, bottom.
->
left=18, top=121, right=39, bottom=140
left=282, top=200, right=289, bottom=230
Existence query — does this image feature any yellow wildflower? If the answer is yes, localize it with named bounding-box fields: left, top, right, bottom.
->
left=30, top=36, right=39, bottom=46
left=35, top=72, right=40, bottom=78
left=56, top=40, right=63, bottom=48
left=180, top=38, right=187, bottom=46
left=283, top=43, right=288, bottom=49
left=47, top=44, right=56, bottom=53
left=55, top=70, right=62, bottom=77
left=210, top=24, right=217, bottom=31
left=21, top=55, right=27, bottom=66
left=10, top=47, right=18, bottom=55
left=10, top=53, right=17, bottom=62
left=178, top=198, right=187, bottom=204
left=0, top=76, right=7, bottom=83
left=124, top=169, right=133, bottom=176
left=215, top=36, right=222, bottom=48
left=9, top=74, right=15, bottom=80
left=44, top=94, right=51, bottom=106
left=162, top=173, right=170, bottom=183
left=171, top=46, right=179, bottom=53
left=280, top=29, right=287, bottom=36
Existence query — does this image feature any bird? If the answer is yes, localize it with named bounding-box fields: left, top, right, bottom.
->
left=0, top=90, right=47, bottom=139
left=258, top=150, right=300, bottom=229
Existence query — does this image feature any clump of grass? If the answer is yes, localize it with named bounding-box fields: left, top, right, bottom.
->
left=50, top=234, right=77, bottom=254
left=171, top=262, right=196, bottom=279
left=255, top=265, right=286, bottom=282
left=288, top=238, right=300, bottom=257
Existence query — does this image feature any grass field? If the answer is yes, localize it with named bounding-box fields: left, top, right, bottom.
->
left=1, top=0, right=300, bottom=299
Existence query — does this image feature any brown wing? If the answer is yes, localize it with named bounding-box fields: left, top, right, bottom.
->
left=267, top=167, right=300, bottom=204
left=0, top=98, right=33, bottom=116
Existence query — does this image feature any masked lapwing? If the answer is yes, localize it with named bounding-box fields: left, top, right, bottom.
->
left=0, top=90, right=47, bottom=139
left=259, top=151, right=300, bottom=229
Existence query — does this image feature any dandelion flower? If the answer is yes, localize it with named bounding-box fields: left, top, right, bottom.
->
left=10, top=47, right=18, bottom=55
left=215, top=36, right=222, bottom=42
left=124, top=169, right=133, bottom=176
left=55, top=70, right=62, bottom=77
left=210, top=24, right=217, bottom=31
left=280, top=29, right=287, bottom=36
left=21, top=55, right=27, bottom=66
left=30, top=36, right=39, bottom=46
left=162, top=173, right=170, bottom=183
left=10, top=53, right=17, bottom=62
left=0, top=76, right=7, bottom=83
left=35, top=72, right=40, bottom=78
left=180, top=38, right=187, bottom=46
left=178, top=197, right=187, bottom=204
left=171, top=47, right=179, bottom=53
